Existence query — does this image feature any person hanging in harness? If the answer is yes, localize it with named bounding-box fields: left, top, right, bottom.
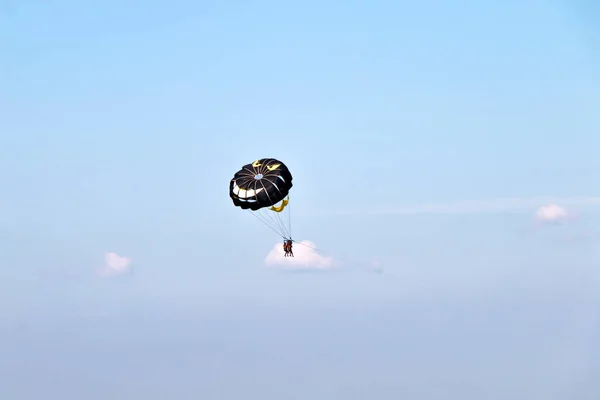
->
left=286, top=239, right=294, bottom=257
left=283, top=239, right=289, bottom=257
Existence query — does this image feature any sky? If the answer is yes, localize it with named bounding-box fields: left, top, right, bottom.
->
left=1, top=0, right=599, bottom=399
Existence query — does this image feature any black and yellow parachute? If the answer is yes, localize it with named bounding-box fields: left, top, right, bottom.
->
left=229, top=158, right=293, bottom=239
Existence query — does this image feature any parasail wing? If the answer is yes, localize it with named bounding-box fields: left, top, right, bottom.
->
left=229, top=158, right=293, bottom=211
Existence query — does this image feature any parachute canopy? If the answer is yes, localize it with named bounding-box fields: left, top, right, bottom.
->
left=229, top=158, right=293, bottom=239
left=229, top=158, right=293, bottom=210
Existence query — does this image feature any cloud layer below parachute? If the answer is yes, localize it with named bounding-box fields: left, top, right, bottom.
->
left=264, top=240, right=338, bottom=270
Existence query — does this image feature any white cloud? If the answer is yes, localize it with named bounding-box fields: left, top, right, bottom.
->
left=97, top=252, right=133, bottom=277
left=264, top=240, right=339, bottom=270
left=535, top=204, right=571, bottom=223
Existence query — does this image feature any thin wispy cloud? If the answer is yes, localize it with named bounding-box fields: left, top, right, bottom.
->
left=38, top=266, right=81, bottom=281
left=299, top=196, right=600, bottom=217
left=97, top=252, right=133, bottom=277
left=264, top=240, right=339, bottom=270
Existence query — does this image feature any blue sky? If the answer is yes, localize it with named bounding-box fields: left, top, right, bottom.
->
left=1, top=0, right=599, bottom=399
